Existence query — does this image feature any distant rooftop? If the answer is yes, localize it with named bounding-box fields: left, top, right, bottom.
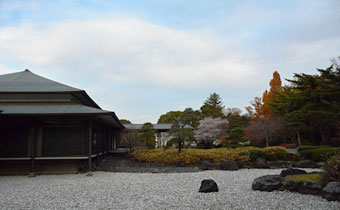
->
left=0, top=69, right=83, bottom=93
left=123, top=123, right=192, bottom=130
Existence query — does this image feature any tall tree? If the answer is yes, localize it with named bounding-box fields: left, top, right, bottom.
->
left=137, top=123, right=156, bottom=149
left=246, top=71, right=283, bottom=124
left=200, top=92, right=225, bottom=118
left=271, top=59, right=340, bottom=145
left=157, top=111, right=183, bottom=124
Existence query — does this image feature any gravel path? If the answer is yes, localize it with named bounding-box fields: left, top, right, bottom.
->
left=0, top=169, right=339, bottom=210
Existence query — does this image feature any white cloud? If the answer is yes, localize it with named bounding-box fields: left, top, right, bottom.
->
left=0, top=18, right=259, bottom=91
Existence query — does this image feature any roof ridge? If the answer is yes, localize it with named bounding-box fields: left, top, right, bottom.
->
left=0, top=69, right=83, bottom=93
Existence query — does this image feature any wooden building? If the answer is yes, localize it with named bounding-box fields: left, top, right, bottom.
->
left=0, top=69, right=124, bottom=175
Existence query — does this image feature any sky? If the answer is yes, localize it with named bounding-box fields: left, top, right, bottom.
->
left=0, top=0, right=339, bottom=123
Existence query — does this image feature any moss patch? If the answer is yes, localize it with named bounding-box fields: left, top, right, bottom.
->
left=284, top=173, right=323, bottom=185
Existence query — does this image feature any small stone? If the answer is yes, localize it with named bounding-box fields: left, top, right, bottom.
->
left=267, top=161, right=281, bottom=169
left=199, top=179, right=219, bottom=193
left=175, top=161, right=186, bottom=167
left=219, top=161, right=239, bottom=170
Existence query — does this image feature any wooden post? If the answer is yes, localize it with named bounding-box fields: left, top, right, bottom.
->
left=87, top=119, right=93, bottom=176
left=106, top=128, right=110, bottom=155
left=96, top=125, right=100, bottom=167
left=29, top=122, right=37, bottom=177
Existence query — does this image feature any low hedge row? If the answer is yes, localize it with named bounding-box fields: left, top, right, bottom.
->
left=131, top=146, right=297, bottom=165
left=247, top=150, right=301, bottom=161
left=298, top=146, right=340, bottom=162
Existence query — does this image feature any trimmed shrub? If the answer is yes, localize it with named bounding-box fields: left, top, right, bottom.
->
left=323, top=154, right=340, bottom=182
left=299, top=147, right=340, bottom=162
left=249, top=150, right=266, bottom=161
left=132, top=146, right=298, bottom=165
left=298, top=145, right=331, bottom=153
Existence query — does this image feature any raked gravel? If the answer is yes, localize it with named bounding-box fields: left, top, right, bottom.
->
left=0, top=169, right=339, bottom=210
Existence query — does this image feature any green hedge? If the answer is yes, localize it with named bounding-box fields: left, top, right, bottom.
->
left=298, top=146, right=331, bottom=153
left=299, top=147, right=340, bottom=162
left=248, top=150, right=301, bottom=161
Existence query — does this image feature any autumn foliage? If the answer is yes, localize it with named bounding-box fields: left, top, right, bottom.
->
left=245, top=71, right=284, bottom=146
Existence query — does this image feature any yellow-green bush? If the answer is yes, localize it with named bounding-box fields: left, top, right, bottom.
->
left=131, top=146, right=289, bottom=165
left=284, top=174, right=323, bottom=185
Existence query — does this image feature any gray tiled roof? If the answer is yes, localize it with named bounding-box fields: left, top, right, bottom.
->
left=123, top=123, right=192, bottom=130
left=0, top=103, right=124, bottom=128
left=0, top=103, right=111, bottom=115
left=0, top=69, right=82, bottom=92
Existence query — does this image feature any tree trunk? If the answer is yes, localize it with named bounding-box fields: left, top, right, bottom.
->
left=265, top=130, right=269, bottom=147
left=178, top=139, right=182, bottom=153
left=297, top=131, right=302, bottom=147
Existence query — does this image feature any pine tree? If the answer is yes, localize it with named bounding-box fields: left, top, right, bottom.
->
left=200, top=92, right=225, bottom=118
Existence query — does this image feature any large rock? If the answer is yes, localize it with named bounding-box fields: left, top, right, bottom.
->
left=241, top=161, right=253, bottom=169
left=298, top=182, right=322, bottom=195
left=254, top=158, right=267, bottom=168
left=252, top=175, right=283, bottom=192
left=199, top=179, right=219, bottom=193
left=280, top=168, right=307, bottom=177
left=294, top=160, right=318, bottom=168
left=282, top=181, right=322, bottom=195
left=219, top=161, right=239, bottom=170
left=198, top=159, right=216, bottom=170
left=282, top=181, right=301, bottom=191
left=322, top=182, right=340, bottom=201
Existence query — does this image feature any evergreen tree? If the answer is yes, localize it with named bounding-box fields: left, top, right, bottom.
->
left=200, top=92, right=225, bottom=118
left=271, top=59, right=340, bottom=145
left=138, top=123, right=156, bottom=149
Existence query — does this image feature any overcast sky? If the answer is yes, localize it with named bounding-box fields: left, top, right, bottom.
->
left=0, top=0, right=339, bottom=123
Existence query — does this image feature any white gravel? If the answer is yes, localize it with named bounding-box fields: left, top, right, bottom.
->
left=0, top=169, right=339, bottom=210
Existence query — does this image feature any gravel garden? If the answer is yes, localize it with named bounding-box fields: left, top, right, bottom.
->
left=1, top=169, right=339, bottom=210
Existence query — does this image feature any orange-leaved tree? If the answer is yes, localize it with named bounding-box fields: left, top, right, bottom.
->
left=246, top=71, right=283, bottom=124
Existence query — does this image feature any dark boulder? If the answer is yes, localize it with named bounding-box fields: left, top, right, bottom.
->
left=282, top=181, right=301, bottom=191
left=293, top=160, right=318, bottom=168
left=175, top=161, right=186, bottom=167
left=281, top=161, right=292, bottom=168
left=252, top=175, right=283, bottom=192
left=298, top=182, right=322, bottom=195
left=282, top=181, right=322, bottom=195
left=322, top=182, right=340, bottom=201
left=198, top=159, right=217, bottom=170
left=199, top=179, right=219, bottom=193
left=241, top=161, right=253, bottom=169
left=280, top=168, right=307, bottom=177
left=219, top=161, right=239, bottom=171
left=254, top=158, right=267, bottom=168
